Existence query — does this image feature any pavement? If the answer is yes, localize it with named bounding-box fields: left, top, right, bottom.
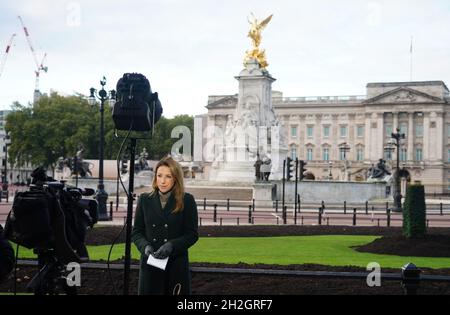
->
left=1, top=185, right=450, bottom=228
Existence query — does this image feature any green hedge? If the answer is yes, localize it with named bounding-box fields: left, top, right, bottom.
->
left=402, top=183, right=427, bottom=238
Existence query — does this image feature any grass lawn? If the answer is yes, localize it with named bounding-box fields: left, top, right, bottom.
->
left=13, top=235, right=450, bottom=269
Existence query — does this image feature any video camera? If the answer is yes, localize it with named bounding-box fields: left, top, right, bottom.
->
left=4, top=166, right=98, bottom=264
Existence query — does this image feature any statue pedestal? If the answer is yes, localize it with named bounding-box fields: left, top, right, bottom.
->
left=253, top=182, right=276, bottom=208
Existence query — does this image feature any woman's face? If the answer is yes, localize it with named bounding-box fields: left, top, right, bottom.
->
left=156, top=165, right=175, bottom=193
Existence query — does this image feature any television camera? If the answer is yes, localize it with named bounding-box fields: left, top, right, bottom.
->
left=3, top=167, right=98, bottom=294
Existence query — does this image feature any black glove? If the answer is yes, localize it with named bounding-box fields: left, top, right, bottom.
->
left=153, top=242, right=173, bottom=259
left=144, top=245, right=154, bottom=256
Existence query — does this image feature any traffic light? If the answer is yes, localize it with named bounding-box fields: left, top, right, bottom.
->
left=286, top=157, right=295, bottom=181
left=299, top=160, right=307, bottom=181
left=121, top=159, right=128, bottom=174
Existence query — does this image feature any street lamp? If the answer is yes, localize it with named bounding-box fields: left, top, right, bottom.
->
left=2, top=134, right=11, bottom=192
left=88, top=76, right=116, bottom=221
left=328, top=161, right=333, bottom=180
left=385, top=128, right=405, bottom=212
left=339, top=142, right=351, bottom=181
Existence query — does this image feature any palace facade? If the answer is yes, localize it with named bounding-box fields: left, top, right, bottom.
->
left=203, top=80, right=450, bottom=194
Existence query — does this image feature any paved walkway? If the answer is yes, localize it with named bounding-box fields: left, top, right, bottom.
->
left=1, top=185, right=450, bottom=228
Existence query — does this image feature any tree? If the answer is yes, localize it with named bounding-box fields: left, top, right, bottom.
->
left=6, top=93, right=195, bottom=171
left=6, top=93, right=100, bottom=172
left=402, top=183, right=427, bottom=238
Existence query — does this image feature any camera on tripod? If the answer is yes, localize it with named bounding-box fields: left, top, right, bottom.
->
left=3, top=167, right=98, bottom=294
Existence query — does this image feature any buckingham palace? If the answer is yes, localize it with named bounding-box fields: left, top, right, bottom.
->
left=201, top=80, right=450, bottom=194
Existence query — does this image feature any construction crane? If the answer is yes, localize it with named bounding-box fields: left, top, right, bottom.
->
left=18, top=15, right=48, bottom=101
left=0, top=33, right=16, bottom=78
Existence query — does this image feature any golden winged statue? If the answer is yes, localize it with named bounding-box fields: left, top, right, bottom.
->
left=244, top=13, right=273, bottom=69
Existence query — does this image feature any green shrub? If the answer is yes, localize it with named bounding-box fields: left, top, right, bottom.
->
left=402, top=183, right=426, bottom=238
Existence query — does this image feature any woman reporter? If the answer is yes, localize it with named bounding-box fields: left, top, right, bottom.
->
left=131, top=156, right=198, bottom=295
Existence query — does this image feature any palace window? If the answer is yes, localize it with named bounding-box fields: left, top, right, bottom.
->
left=323, top=126, right=330, bottom=138
left=291, top=147, right=297, bottom=160
left=357, top=126, right=364, bottom=138
left=415, top=148, right=423, bottom=161
left=340, top=125, right=347, bottom=138
left=400, top=123, right=408, bottom=135
left=307, top=126, right=314, bottom=138
left=323, top=148, right=330, bottom=161
left=400, top=148, right=407, bottom=161
left=385, top=125, right=393, bottom=138
left=357, top=148, right=364, bottom=161
left=415, top=124, right=423, bottom=137
left=291, top=126, right=297, bottom=138
left=307, top=148, right=313, bottom=161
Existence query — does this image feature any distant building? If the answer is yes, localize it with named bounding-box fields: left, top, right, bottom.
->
left=0, top=110, right=34, bottom=186
left=203, top=80, right=450, bottom=194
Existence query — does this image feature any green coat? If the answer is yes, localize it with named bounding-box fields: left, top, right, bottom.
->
left=131, top=191, right=198, bottom=295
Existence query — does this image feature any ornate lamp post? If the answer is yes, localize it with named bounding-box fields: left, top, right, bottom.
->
left=385, top=128, right=405, bottom=212
left=88, top=76, right=116, bottom=221
left=2, top=134, right=11, bottom=192
left=339, top=142, right=351, bottom=181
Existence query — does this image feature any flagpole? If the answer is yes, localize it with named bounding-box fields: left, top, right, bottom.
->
left=410, top=36, right=413, bottom=81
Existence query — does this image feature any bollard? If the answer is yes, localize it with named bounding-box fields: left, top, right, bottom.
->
left=344, top=201, right=346, bottom=214
left=353, top=208, right=357, bottom=226
left=227, top=198, right=230, bottom=211
left=237, top=217, right=240, bottom=226
left=440, top=203, right=443, bottom=216
left=110, top=201, right=113, bottom=221
left=199, top=217, right=202, bottom=226
left=248, top=205, right=252, bottom=223
left=326, top=217, right=329, bottom=226
left=401, top=263, right=421, bottom=295
left=377, top=218, right=380, bottom=227
left=213, top=204, right=217, bottom=223
left=318, top=207, right=322, bottom=225
left=204, top=198, right=206, bottom=211
left=387, top=208, right=391, bottom=227
left=365, top=201, right=368, bottom=215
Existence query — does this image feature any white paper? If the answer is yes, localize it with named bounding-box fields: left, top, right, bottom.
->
left=146, top=255, right=169, bottom=270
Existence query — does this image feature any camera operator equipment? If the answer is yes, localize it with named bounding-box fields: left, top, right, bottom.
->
left=0, top=223, right=15, bottom=283
left=3, top=167, right=98, bottom=294
left=112, top=73, right=162, bottom=295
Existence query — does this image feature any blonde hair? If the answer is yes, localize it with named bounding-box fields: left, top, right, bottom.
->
left=151, top=156, right=185, bottom=213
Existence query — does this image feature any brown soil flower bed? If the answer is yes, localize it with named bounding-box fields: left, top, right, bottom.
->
left=2, top=225, right=449, bottom=295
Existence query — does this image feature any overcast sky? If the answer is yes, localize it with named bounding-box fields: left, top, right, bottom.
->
left=1, top=0, right=449, bottom=118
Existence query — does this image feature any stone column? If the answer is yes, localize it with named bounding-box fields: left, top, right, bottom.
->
left=423, top=112, right=430, bottom=161
left=436, top=112, right=444, bottom=162
left=299, top=114, right=306, bottom=159
left=408, top=112, right=414, bottom=161
left=364, top=113, right=371, bottom=162
left=393, top=112, right=399, bottom=130
left=376, top=113, right=384, bottom=159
